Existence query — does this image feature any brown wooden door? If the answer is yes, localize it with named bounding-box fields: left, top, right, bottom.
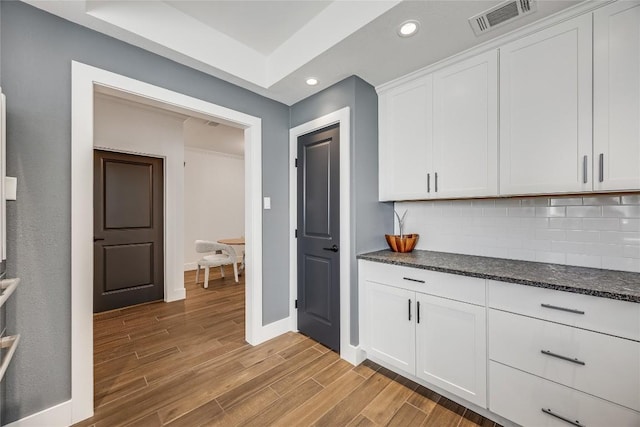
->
left=94, top=150, right=164, bottom=313
left=297, top=124, right=340, bottom=352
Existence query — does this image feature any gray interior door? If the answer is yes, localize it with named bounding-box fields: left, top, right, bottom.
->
left=94, top=150, right=164, bottom=313
left=297, top=124, right=340, bottom=352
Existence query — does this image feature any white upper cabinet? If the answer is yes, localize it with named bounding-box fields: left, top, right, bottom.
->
left=432, top=50, right=498, bottom=198
left=593, top=1, right=640, bottom=191
left=499, top=14, right=593, bottom=195
left=378, top=75, right=433, bottom=201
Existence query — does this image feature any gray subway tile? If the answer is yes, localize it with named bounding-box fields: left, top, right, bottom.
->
left=621, top=194, right=640, bottom=205
left=621, top=219, right=640, bottom=232
left=535, top=207, right=566, bottom=218
left=550, top=197, right=583, bottom=206
left=582, top=218, right=620, bottom=231
left=602, top=205, right=640, bottom=218
left=567, top=206, right=602, bottom=218
left=601, top=256, right=640, bottom=273
left=582, top=196, right=621, bottom=206
left=549, top=218, right=582, bottom=230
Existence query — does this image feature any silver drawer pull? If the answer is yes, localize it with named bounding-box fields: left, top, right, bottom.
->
left=542, top=408, right=585, bottom=427
left=541, top=350, right=585, bottom=366
left=541, top=303, right=585, bottom=315
left=403, top=277, right=425, bottom=284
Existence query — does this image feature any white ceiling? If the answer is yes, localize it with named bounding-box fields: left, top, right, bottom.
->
left=25, top=0, right=584, bottom=105
left=165, top=1, right=333, bottom=55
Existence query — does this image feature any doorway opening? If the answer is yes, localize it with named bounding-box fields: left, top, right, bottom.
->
left=71, top=61, right=264, bottom=423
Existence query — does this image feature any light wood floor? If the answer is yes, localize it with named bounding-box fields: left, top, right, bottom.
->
left=75, top=267, right=501, bottom=427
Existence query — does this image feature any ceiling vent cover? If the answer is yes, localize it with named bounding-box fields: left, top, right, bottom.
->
left=469, top=0, right=537, bottom=36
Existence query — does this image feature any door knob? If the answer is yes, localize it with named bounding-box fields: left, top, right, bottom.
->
left=322, top=245, right=339, bottom=253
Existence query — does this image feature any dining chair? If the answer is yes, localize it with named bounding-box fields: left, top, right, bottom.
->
left=194, top=240, right=239, bottom=288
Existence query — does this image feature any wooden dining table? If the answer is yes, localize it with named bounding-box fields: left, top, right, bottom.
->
left=217, top=237, right=245, bottom=272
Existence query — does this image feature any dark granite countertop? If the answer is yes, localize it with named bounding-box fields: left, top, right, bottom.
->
left=357, top=250, right=640, bottom=303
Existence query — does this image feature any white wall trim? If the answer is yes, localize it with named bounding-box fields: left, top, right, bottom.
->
left=71, top=61, right=264, bottom=424
left=252, top=317, right=292, bottom=344
left=5, top=400, right=72, bottom=427
left=184, top=262, right=198, bottom=271
left=288, top=107, right=358, bottom=365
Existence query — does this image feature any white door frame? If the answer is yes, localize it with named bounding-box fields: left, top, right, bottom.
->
left=289, top=107, right=362, bottom=365
left=70, top=61, right=264, bottom=424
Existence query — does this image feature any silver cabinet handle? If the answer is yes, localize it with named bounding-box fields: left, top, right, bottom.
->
left=541, top=303, right=585, bottom=315
left=403, top=277, right=425, bottom=284
left=435, top=172, right=438, bottom=192
left=599, top=153, right=604, bottom=183
left=541, top=350, right=585, bottom=366
left=582, top=155, right=588, bottom=184
left=541, top=408, right=585, bottom=427
left=427, top=173, right=430, bottom=193
left=408, top=299, right=412, bottom=321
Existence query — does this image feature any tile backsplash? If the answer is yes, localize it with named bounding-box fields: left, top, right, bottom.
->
left=395, top=194, right=640, bottom=273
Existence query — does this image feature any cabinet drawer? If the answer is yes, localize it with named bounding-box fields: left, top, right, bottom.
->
left=360, top=261, right=485, bottom=306
left=490, top=361, right=640, bottom=427
left=488, top=280, right=640, bottom=341
left=489, top=309, right=640, bottom=411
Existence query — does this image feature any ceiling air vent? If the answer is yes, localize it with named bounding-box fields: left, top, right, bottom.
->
left=469, top=0, right=537, bottom=36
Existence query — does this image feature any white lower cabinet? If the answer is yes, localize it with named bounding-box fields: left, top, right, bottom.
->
left=490, top=309, right=640, bottom=412
left=359, top=259, right=640, bottom=426
left=363, top=280, right=415, bottom=375
left=488, top=281, right=640, bottom=425
left=416, top=294, right=486, bottom=407
left=360, top=261, right=487, bottom=407
left=490, top=362, right=640, bottom=427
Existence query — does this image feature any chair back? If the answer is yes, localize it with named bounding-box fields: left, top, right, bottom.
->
left=195, top=240, right=237, bottom=262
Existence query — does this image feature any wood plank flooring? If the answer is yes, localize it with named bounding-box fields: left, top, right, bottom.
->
left=75, top=267, right=500, bottom=427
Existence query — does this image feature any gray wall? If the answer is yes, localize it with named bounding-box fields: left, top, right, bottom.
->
left=0, top=2, right=289, bottom=422
left=290, top=76, right=393, bottom=346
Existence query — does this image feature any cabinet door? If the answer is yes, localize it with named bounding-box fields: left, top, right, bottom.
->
left=499, top=14, right=592, bottom=195
left=594, top=1, right=640, bottom=191
left=415, top=293, right=486, bottom=407
left=432, top=50, right=498, bottom=198
left=378, top=75, right=433, bottom=201
left=363, top=280, right=415, bottom=375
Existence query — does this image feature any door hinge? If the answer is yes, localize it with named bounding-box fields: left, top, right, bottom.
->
left=295, top=299, right=298, bottom=309
left=295, top=158, right=298, bottom=168
left=295, top=229, right=298, bottom=238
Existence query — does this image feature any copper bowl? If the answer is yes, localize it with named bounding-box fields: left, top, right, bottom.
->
left=385, top=234, right=419, bottom=253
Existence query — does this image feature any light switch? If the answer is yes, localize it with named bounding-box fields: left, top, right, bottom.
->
left=263, top=197, right=271, bottom=210
left=4, top=177, right=16, bottom=201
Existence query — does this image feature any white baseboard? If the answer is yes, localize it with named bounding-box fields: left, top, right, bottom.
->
left=342, top=344, right=366, bottom=366
left=252, top=317, right=291, bottom=344
left=184, top=262, right=197, bottom=271
left=166, top=287, right=186, bottom=302
left=6, top=400, right=73, bottom=427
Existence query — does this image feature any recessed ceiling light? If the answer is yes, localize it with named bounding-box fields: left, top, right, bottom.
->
left=398, top=20, right=420, bottom=37
left=306, top=78, right=318, bottom=86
